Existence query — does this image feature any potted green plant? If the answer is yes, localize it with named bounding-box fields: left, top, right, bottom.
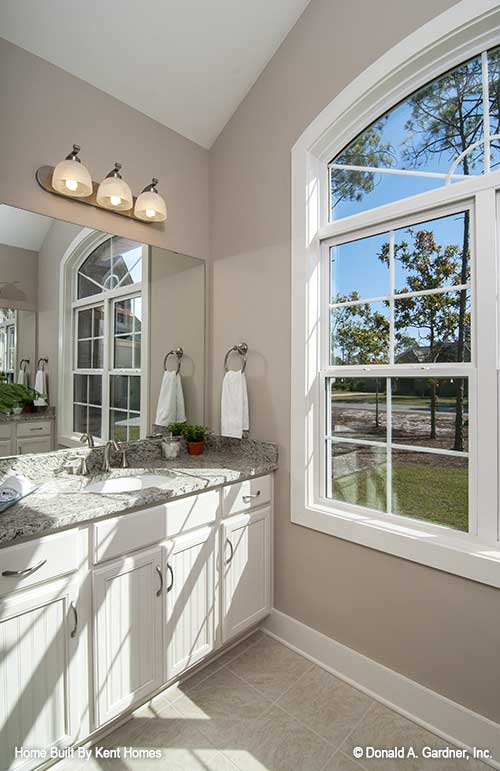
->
left=0, top=383, right=42, bottom=415
left=182, top=424, right=209, bottom=455
left=166, top=421, right=187, bottom=437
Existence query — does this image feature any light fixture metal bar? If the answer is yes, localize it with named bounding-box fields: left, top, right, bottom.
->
left=35, top=165, right=159, bottom=225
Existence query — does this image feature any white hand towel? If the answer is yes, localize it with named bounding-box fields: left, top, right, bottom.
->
left=17, top=368, right=26, bottom=386
left=0, top=474, right=37, bottom=513
left=33, top=368, right=48, bottom=407
left=221, top=370, right=249, bottom=439
left=155, top=371, right=186, bottom=427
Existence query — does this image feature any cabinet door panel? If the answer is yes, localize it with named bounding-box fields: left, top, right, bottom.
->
left=0, top=579, right=81, bottom=771
left=0, top=439, right=13, bottom=457
left=17, top=436, right=53, bottom=455
left=166, top=527, right=218, bottom=680
left=222, top=507, right=271, bottom=642
left=93, top=546, right=163, bottom=725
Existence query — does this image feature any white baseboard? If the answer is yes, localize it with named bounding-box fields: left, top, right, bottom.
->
left=262, top=609, right=500, bottom=769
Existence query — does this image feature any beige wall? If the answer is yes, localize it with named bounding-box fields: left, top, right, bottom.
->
left=0, top=242, right=38, bottom=310
left=0, top=36, right=210, bottom=423
left=150, top=249, right=205, bottom=425
left=0, top=37, right=209, bottom=261
left=37, top=218, right=82, bottom=407
left=210, top=0, right=500, bottom=723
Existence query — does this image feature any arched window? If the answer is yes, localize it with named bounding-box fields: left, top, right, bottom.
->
left=330, top=46, right=500, bottom=220
left=67, top=235, right=146, bottom=444
left=291, top=5, right=500, bottom=588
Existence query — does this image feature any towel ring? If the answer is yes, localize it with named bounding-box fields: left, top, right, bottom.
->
left=19, top=358, right=29, bottom=371
left=37, top=357, right=48, bottom=371
left=163, top=347, right=183, bottom=374
left=224, top=342, right=248, bottom=373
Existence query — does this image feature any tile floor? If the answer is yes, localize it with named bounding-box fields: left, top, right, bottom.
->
left=60, top=631, right=491, bottom=771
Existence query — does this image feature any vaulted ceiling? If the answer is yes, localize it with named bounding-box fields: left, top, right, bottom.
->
left=0, top=0, right=310, bottom=148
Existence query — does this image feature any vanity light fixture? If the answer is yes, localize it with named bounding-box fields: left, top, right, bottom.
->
left=134, top=178, right=167, bottom=222
left=96, top=163, right=133, bottom=212
left=51, top=144, right=93, bottom=198
left=36, top=144, right=166, bottom=224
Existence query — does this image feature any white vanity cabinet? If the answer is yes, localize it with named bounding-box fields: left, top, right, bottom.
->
left=0, top=418, right=55, bottom=457
left=0, top=532, right=88, bottom=771
left=221, top=506, right=272, bottom=642
left=0, top=472, right=273, bottom=768
left=164, top=526, right=219, bottom=680
left=92, top=546, right=164, bottom=725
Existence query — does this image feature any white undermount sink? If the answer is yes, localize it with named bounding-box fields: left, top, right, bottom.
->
left=83, top=473, right=173, bottom=494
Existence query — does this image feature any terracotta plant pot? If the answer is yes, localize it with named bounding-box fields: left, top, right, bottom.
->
left=23, top=403, right=34, bottom=413
left=187, top=441, right=205, bottom=456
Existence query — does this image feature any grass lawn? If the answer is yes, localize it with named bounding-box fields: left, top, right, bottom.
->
left=333, top=461, right=468, bottom=532
left=332, top=392, right=459, bottom=408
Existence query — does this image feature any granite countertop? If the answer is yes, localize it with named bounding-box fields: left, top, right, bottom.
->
left=0, top=436, right=278, bottom=547
left=0, top=409, right=55, bottom=423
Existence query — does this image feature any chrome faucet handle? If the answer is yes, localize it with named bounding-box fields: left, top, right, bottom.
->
left=119, top=444, right=129, bottom=469
left=102, top=440, right=119, bottom=472
left=112, top=439, right=129, bottom=469
left=80, top=456, right=90, bottom=476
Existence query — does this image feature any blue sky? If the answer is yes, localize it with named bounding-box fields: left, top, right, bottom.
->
left=330, top=211, right=468, bottom=301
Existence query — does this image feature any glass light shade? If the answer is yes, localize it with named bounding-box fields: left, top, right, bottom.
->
left=134, top=189, right=167, bottom=222
left=52, top=158, right=92, bottom=198
left=96, top=176, right=133, bottom=211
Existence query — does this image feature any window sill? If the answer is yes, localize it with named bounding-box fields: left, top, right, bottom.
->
left=291, top=501, right=500, bottom=588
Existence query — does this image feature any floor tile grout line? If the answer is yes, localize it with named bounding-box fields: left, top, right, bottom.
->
left=333, top=700, right=376, bottom=765
left=225, top=644, right=375, bottom=754
left=318, top=745, right=343, bottom=771
left=208, top=638, right=377, bottom=755
left=169, top=630, right=265, bottom=700
left=267, top=660, right=315, bottom=707
left=226, top=654, right=314, bottom=708
left=150, top=637, right=375, bottom=769
left=271, top=700, right=342, bottom=748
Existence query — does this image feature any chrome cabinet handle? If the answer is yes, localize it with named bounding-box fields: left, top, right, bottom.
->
left=29, top=427, right=44, bottom=432
left=225, top=538, right=234, bottom=565
left=242, top=491, right=261, bottom=502
left=70, top=601, right=78, bottom=638
left=166, top=564, right=174, bottom=593
left=155, top=565, right=163, bottom=597
left=2, top=559, right=47, bottom=577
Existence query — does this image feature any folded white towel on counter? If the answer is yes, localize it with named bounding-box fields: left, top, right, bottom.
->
left=155, top=371, right=186, bottom=426
left=33, top=368, right=48, bottom=406
left=221, top=370, right=249, bottom=439
left=0, top=474, right=37, bottom=513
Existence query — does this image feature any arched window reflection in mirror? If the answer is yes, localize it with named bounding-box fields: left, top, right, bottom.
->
left=72, top=236, right=144, bottom=443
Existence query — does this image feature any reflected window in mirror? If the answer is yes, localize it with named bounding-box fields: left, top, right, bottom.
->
left=71, top=235, right=145, bottom=443
left=0, top=309, right=16, bottom=382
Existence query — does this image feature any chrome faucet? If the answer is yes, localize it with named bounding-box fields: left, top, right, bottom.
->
left=102, top=440, right=119, bottom=472
left=80, top=432, right=95, bottom=449
left=102, top=440, right=129, bottom=472
left=79, top=433, right=95, bottom=475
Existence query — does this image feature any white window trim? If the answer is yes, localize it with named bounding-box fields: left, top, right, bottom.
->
left=291, top=0, right=500, bottom=588
left=58, top=229, right=150, bottom=447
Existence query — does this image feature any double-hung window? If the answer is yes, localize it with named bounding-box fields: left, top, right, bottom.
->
left=324, top=208, right=472, bottom=532
left=292, top=14, right=500, bottom=587
left=71, top=236, right=145, bottom=443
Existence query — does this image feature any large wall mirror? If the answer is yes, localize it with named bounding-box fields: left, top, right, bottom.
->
left=0, top=204, right=205, bottom=455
